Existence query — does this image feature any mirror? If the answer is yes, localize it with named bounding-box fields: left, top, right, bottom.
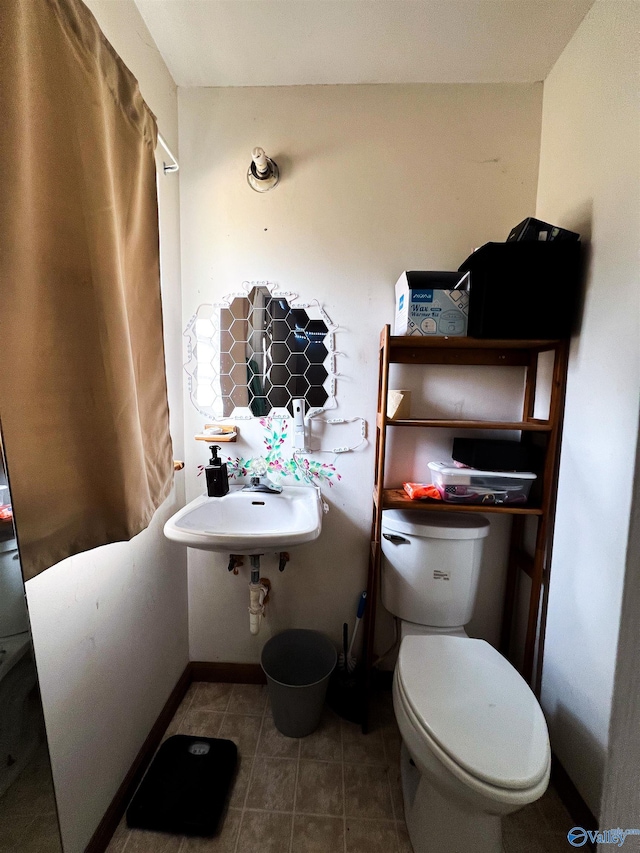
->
left=184, top=284, right=336, bottom=419
left=0, top=432, right=62, bottom=851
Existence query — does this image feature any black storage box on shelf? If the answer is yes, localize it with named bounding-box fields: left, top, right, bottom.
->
left=459, top=240, right=582, bottom=339
left=507, top=218, right=580, bottom=243
left=452, top=438, right=533, bottom=472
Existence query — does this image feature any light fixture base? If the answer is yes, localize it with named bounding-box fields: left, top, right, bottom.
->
left=247, top=152, right=280, bottom=192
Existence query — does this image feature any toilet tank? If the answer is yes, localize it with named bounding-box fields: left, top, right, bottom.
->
left=381, top=510, right=489, bottom=628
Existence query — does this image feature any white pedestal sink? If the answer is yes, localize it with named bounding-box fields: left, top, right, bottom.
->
left=163, top=484, right=323, bottom=554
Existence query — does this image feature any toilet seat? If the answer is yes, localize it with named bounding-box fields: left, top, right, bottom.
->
left=397, top=635, right=550, bottom=793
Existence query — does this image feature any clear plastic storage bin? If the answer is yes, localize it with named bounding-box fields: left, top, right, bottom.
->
left=428, top=461, right=536, bottom=506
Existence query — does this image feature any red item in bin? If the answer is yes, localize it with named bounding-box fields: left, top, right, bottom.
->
left=403, top=483, right=442, bottom=501
left=0, top=504, right=13, bottom=521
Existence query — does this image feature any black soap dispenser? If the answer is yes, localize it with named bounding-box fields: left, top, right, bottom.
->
left=205, top=445, right=229, bottom=497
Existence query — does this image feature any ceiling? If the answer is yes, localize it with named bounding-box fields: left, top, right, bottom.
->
left=134, top=0, right=594, bottom=88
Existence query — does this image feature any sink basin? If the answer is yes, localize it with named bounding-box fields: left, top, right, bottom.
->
left=163, top=484, right=323, bottom=554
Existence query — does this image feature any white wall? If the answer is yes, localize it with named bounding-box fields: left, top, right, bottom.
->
left=535, top=1, right=640, bottom=817
left=24, top=3, right=189, bottom=851
left=179, top=83, right=543, bottom=663
left=599, top=430, right=640, bottom=838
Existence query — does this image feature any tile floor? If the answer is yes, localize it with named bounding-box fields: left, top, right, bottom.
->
left=108, top=682, right=575, bottom=853
left=0, top=743, right=62, bottom=853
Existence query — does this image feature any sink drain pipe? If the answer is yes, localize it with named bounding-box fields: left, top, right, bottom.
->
left=249, top=556, right=270, bottom=635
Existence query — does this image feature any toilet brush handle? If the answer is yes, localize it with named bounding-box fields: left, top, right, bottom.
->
left=347, top=591, right=367, bottom=656
left=347, top=620, right=361, bottom=657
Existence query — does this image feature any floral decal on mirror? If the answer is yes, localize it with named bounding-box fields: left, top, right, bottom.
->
left=228, top=418, right=341, bottom=487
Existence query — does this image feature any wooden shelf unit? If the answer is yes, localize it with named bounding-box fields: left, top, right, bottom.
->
left=363, top=327, right=569, bottom=721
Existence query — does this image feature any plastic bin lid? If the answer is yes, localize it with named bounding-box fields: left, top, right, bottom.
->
left=381, top=510, right=489, bottom=540
left=428, top=461, right=537, bottom=480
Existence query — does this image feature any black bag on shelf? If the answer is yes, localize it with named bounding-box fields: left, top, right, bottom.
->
left=452, top=438, right=533, bottom=472
left=459, top=241, right=582, bottom=339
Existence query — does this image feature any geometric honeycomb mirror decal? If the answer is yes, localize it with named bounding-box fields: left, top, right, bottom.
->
left=184, top=282, right=337, bottom=419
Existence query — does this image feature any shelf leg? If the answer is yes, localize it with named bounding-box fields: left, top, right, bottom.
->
left=501, top=516, right=524, bottom=658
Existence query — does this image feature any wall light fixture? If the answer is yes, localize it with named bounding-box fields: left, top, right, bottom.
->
left=247, top=147, right=280, bottom=192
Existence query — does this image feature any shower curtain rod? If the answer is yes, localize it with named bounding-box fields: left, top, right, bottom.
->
left=157, top=133, right=179, bottom=174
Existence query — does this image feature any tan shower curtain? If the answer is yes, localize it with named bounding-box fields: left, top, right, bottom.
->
left=0, top=0, right=173, bottom=580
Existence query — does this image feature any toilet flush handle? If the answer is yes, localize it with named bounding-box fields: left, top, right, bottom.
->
left=383, top=533, right=409, bottom=545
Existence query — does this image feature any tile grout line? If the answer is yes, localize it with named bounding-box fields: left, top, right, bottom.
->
left=228, top=807, right=405, bottom=819
left=223, top=683, right=234, bottom=715
left=287, top=736, right=302, bottom=853
left=120, top=829, right=131, bottom=853
left=164, top=680, right=197, bottom=741
left=177, top=681, right=197, bottom=726
left=209, top=688, right=226, bottom=852
left=231, top=712, right=247, bottom=852
left=382, top=718, right=403, bottom=852
left=230, top=691, right=267, bottom=853
left=233, top=715, right=264, bottom=853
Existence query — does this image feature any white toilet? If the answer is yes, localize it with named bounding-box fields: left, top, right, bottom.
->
left=381, top=510, right=551, bottom=853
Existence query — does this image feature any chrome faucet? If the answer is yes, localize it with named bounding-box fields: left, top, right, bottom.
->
left=241, top=476, right=283, bottom=494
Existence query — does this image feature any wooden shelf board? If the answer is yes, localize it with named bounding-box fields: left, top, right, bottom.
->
left=386, top=336, right=563, bottom=367
left=379, top=488, right=543, bottom=516
left=388, top=336, right=561, bottom=351
left=385, top=418, right=552, bottom=432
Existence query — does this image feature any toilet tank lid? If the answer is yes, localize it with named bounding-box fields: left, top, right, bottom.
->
left=398, top=635, right=550, bottom=790
left=381, top=510, right=489, bottom=540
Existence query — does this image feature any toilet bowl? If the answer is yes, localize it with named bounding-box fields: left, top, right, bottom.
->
left=393, top=635, right=550, bottom=853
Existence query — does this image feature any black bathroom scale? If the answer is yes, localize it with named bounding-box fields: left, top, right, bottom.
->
left=126, top=735, right=238, bottom=837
